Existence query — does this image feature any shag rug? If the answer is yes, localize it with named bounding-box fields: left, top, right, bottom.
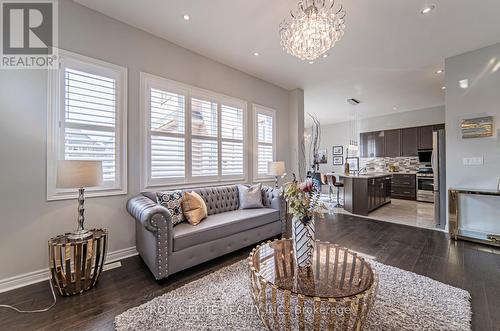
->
left=115, top=260, right=471, bottom=331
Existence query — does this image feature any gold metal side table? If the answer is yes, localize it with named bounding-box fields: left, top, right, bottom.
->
left=48, top=228, right=107, bottom=296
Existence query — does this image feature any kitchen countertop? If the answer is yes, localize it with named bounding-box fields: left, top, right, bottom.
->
left=340, top=173, right=393, bottom=179
left=339, top=171, right=417, bottom=179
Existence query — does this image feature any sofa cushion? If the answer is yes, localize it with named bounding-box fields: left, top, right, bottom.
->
left=156, top=191, right=185, bottom=225
left=191, top=185, right=240, bottom=215
left=181, top=191, right=208, bottom=225
left=237, top=183, right=264, bottom=209
left=173, top=208, right=279, bottom=251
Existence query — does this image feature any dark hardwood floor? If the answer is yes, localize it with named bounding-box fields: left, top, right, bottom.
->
left=1, top=213, right=500, bottom=330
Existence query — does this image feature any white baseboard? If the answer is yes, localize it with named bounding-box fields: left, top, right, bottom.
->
left=0, top=246, right=138, bottom=294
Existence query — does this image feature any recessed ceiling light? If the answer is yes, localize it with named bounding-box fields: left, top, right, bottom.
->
left=393, top=106, right=398, bottom=111
left=183, top=14, right=190, bottom=21
left=309, top=61, right=314, bottom=64
left=441, top=86, right=446, bottom=90
left=459, top=79, right=469, bottom=89
left=420, top=5, right=435, bottom=15
left=253, top=52, right=260, bottom=57
left=322, top=53, right=329, bottom=58
left=435, top=69, right=444, bottom=74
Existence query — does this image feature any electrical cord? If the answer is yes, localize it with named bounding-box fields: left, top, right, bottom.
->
left=0, top=280, right=56, bottom=313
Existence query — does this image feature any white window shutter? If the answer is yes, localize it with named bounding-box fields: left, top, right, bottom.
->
left=63, top=68, right=117, bottom=182
left=149, top=88, right=186, bottom=179
left=221, top=105, right=244, bottom=176
left=256, top=112, right=274, bottom=177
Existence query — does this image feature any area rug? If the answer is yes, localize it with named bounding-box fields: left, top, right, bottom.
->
left=115, top=260, right=471, bottom=331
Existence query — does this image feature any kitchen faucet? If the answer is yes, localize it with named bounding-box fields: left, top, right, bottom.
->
left=356, top=167, right=367, bottom=176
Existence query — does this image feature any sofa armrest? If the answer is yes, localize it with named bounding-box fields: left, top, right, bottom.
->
left=126, top=195, right=172, bottom=232
left=261, top=186, right=286, bottom=234
left=261, top=186, right=282, bottom=210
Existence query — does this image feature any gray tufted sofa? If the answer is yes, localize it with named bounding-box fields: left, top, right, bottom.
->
left=127, top=185, right=284, bottom=280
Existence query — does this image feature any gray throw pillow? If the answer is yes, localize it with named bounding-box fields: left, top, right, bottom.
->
left=238, top=184, right=264, bottom=209
left=156, top=191, right=185, bottom=225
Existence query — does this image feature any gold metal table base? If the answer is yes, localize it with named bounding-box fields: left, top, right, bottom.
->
left=249, top=239, right=379, bottom=330
left=48, top=228, right=107, bottom=296
left=448, top=188, right=500, bottom=247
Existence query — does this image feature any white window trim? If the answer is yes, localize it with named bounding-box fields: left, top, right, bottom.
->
left=140, top=72, right=248, bottom=191
left=47, top=49, right=128, bottom=201
left=253, top=104, right=277, bottom=181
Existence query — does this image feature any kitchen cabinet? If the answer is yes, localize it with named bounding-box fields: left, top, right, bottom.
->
left=401, top=127, right=418, bottom=157
left=359, top=124, right=444, bottom=158
left=390, top=174, right=416, bottom=200
left=360, top=132, right=370, bottom=158
left=369, top=176, right=392, bottom=210
left=384, top=129, right=401, bottom=157
left=360, top=131, right=385, bottom=158
left=342, top=174, right=391, bottom=216
left=418, top=125, right=434, bottom=150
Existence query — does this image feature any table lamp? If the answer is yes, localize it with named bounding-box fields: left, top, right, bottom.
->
left=57, top=160, right=103, bottom=240
left=268, top=161, right=286, bottom=188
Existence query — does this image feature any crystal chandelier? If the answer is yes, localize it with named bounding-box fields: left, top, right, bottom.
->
left=279, top=0, right=346, bottom=61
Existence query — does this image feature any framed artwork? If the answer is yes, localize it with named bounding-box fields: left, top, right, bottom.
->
left=317, top=149, right=327, bottom=164
left=346, top=157, right=359, bottom=172
left=461, top=116, right=494, bottom=138
left=333, top=156, right=344, bottom=165
left=332, top=146, right=343, bottom=155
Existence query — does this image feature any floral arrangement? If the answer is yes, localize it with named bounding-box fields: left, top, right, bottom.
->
left=283, top=178, right=325, bottom=223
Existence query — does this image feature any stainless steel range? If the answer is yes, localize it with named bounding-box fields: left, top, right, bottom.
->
left=416, top=171, right=434, bottom=202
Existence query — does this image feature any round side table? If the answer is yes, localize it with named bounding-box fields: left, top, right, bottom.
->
left=48, top=228, right=107, bottom=296
left=248, top=239, right=378, bottom=330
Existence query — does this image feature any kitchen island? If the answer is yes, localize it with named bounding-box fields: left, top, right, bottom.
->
left=340, top=173, right=392, bottom=216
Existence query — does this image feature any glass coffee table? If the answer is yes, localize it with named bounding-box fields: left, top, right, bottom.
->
left=248, top=239, right=378, bottom=330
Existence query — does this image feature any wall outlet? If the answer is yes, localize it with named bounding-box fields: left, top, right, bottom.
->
left=463, top=156, right=484, bottom=166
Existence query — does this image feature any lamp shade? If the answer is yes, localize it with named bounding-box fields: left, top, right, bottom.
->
left=268, top=161, right=286, bottom=176
left=56, top=160, right=103, bottom=188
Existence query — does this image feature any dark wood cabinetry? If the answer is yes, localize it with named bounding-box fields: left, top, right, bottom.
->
left=368, top=176, right=392, bottom=211
left=384, top=129, right=401, bottom=157
left=360, top=131, right=385, bottom=158
left=390, top=174, right=416, bottom=200
left=342, top=175, right=392, bottom=216
left=418, top=125, right=434, bottom=150
left=359, top=124, right=444, bottom=158
left=401, top=127, right=418, bottom=156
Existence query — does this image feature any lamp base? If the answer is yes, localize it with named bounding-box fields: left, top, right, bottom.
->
left=67, top=229, right=93, bottom=240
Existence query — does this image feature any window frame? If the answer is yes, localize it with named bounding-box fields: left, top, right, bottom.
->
left=140, top=72, right=248, bottom=191
left=47, top=49, right=128, bottom=201
left=253, top=104, right=277, bottom=181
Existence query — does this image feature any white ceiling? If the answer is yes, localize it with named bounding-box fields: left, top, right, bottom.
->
left=75, top=0, right=500, bottom=125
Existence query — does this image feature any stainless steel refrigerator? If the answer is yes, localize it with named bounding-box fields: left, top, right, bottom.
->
left=432, top=129, right=446, bottom=229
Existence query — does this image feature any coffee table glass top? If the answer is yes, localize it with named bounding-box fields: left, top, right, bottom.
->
left=250, top=239, right=374, bottom=299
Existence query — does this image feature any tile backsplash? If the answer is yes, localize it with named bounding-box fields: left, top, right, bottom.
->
left=360, top=157, right=419, bottom=173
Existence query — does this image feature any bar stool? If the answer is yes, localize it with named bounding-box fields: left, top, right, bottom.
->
left=325, top=174, right=335, bottom=204
left=330, top=175, right=344, bottom=208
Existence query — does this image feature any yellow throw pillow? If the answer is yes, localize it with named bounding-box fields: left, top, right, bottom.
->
left=181, top=191, right=208, bottom=225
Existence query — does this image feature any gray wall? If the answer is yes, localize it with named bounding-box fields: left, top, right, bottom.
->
left=445, top=42, right=500, bottom=234
left=309, top=106, right=445, bottom=174
left=0, top=0, right=293, bottom=282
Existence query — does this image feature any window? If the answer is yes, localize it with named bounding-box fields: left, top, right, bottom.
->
left=254, top=105, right=276, bottom=180
left=141, top=73, right=247, bottom=189
left=47, top=50, right=127, bottom=200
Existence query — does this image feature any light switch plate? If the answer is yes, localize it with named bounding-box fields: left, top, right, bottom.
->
left=463, top=157, right=484, bottom=166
